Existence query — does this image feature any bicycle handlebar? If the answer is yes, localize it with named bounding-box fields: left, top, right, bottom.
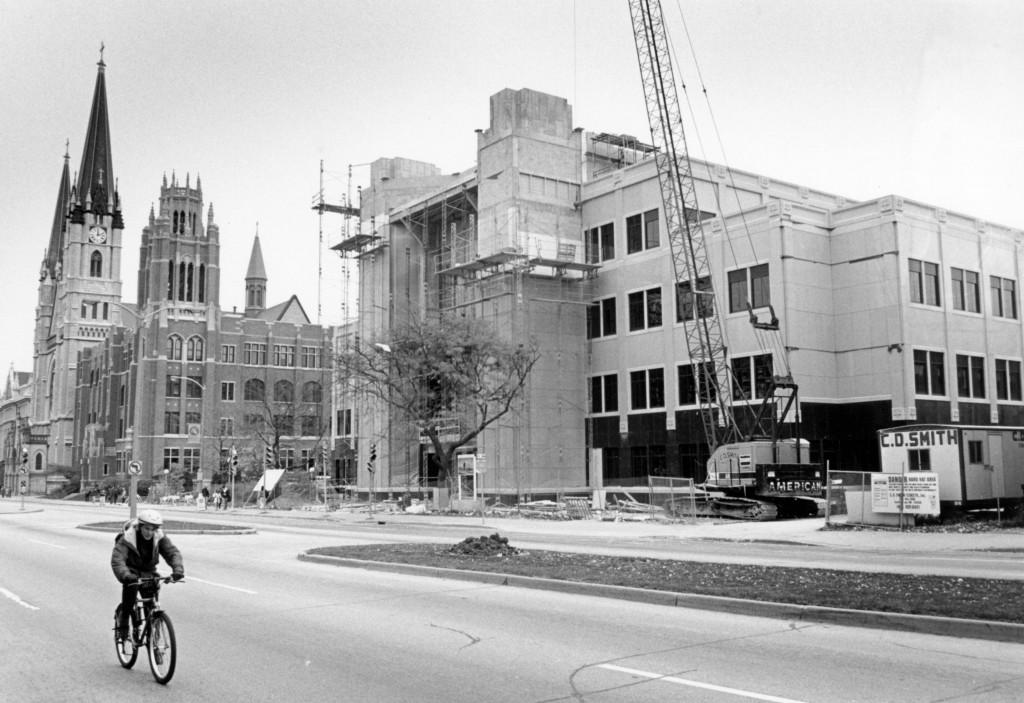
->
left=126, top=574, right=183, bottom=587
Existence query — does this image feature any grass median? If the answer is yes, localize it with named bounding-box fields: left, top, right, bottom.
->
left=307, top=532, right=1024, bottom=625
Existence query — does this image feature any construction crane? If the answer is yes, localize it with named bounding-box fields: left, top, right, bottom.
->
left=629, top=0, right=822, bottom=519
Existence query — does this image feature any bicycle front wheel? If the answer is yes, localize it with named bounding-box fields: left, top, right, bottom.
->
left=113, top=605, right=138, bottom=669
left=146, top=612, right=177, bottom=684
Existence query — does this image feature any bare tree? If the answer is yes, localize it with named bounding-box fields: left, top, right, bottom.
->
left=336, top=315, right=541, bottom=487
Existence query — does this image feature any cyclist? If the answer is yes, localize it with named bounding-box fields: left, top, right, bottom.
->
left=110, top=509, right=185, bottom=639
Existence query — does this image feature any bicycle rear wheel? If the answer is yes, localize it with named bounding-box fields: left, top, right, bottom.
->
left=113, top=605, right=138, bottom=669
left=147, top=612, right=177, bottom=684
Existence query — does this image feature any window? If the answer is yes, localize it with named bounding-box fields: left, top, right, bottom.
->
left=956, top=354, right=985, bottom=399
left=589, top=374, right=619, bottom=413
left=995, top=359, right=1022, bottom=401
left=181, top=447, right=200, bottom=475
left=913, top=350, right=946, bottom=395
left=909, top=259, right=940, bottom=306
left=221, top=381, right=235, bottom=402
left=219, top=417, right=234, bottom=437
left=909, top=449, right=931, bottom=471
left=164, top=412, right=180, bottom=435
left=731, top=354, right=773, bottom=401
left=301, top=346, right=321, bottom=368
left=302, top=381, right=322, bottom=403
left=244, top=413, right=264, bottom=429
left=221, top=345, right=236, bottom=363
left=728, top=264, right=770, bottom=314
left=168, top=335, right=183, bottom=360
left=991, top=276, right=1018, bottom=319
left=677, top=362, right=717, bottom=406
left=184, top=411, right=201, bottom=427
left=675, top=276, right=713, bottom=322
left=184, top=376, right=203, bottom=398
left=162, top=447, right=181, bottom=472
left=585, top=222, right=615, bottom=263
left=274, top=380, right=294, bottom=403
left=626, top=209, right=659, bottom=254
left=89, top=251, right=103, bottom=277
left=951, top=268, right=980, bottom=313
left=337, top=408, right=352, bottom=436
left=586, top=297, right=617, bottom=339
left=629, top=368, right=665, bottom=410
left=243, top=343, right=267, bottom=365
left=244, top=378, right=265, bottom=401
left=301, top=414, right=320, bottom=436
left=166, top=375, right=181, bottom=397
left=628, top=287, right=662, bottom=331
left=274, top=414, right=295, bottom=435
left=187, top=336, right=204, bottom=361
left=967, top=440, right=984, bottom=464
left=273, top=344, right=296, bottom=367
left=278, top=447, right=295, bottom=469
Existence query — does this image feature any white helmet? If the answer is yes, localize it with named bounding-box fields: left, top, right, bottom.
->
left=137, top=509, right=164, bottom=527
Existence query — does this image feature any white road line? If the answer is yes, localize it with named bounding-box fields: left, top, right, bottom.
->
left=186, top=577, right=258, bottom=594
left=600, top=664, right=808, bottom=703
left=0, top=587, right=40, bottom=611
left=26, top=539, right=66, bottom=550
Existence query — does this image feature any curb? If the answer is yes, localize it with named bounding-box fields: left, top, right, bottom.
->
left=298, top=552, right=1024, bottom=645
left=78, top=523, right=256, bottom=535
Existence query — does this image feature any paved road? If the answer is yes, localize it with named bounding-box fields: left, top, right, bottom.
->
left=3, top=501, right=1023, bottom=702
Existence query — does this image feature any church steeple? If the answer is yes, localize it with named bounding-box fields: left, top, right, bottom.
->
left=73, top=46, right=117, bottom=219
left=43, top=146, right=71, bottom=280
left=244, top=231, right=267, bottom=317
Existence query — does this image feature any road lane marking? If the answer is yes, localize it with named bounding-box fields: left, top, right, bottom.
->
left=26, top=539, right=66, bottom=550
left=0, top=587, right=40, bottom=611
left=186, top=576, right=257, bottom=594
left=600, top=664, right=807, bottom=703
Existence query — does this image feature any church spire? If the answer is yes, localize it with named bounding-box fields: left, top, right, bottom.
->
left=244, top=228, right=268, bottom=316
left=44, top=146, right=72, bottom=279
left=75, top=45, right=115, bottom=216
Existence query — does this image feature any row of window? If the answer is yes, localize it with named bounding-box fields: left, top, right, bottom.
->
left=590, top=354, right=772, bottom=413
left=163, top=376, right=324, bottom=403
left=914, top=350, right=1023, bottom=401
left=585, top=209, right=661, bottom=264
left=157, top=338, right=323, bottom=367
left=909, top=258, right=1018, bottom=319
left=587, top=265, right=769, bottom=338
left=161, top=411, right=323, bottom=437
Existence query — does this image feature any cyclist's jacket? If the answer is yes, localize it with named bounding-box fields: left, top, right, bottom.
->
left=110, top=519, right=184, bottom=584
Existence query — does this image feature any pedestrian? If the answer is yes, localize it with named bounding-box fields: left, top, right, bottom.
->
left=200, top=486, right=210, bottom=511
left=258, top=486, right=269, bottom=510
left=213, top=490, right=222, bottom=510
left=221, top=485, right=231, bottom=510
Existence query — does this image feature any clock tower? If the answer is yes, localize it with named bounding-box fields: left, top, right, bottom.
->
left=31, top=51, right=125, bottom=471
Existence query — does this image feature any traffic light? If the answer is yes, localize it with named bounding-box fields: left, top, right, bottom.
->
left=230, top=446, right=238, bottom=476
left=21, top=447, right=28, bottom=464
left=319, top=445, right=328, bottom=467
left=265, top=445, right=275, bottom=468
left=367, top=443, right=377, bottom=473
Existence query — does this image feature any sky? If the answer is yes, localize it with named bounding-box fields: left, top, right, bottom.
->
left=2, top=0, right=1023, bottom=376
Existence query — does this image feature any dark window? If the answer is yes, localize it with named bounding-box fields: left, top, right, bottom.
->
left=956, top=354, right=985, bottom=399
left=952, top=268, right=980, bottom=313
left=587, top=297, right=617, bottom=339
left=244, top=378, right=265, bottom=401
left=274, top=380, right=294, bottom=403
left=996, top=359, right=1023, bottom=401
left=628, top=288, right=661, bottom=331
left=164, top=412, right=180, bottom=435
left=914, top=349, right=945, bottom=396
left=728, top=269, right=747, bottom=314
left=910, top=259, right=940, bottom=306
left=967, top=440, right=984, bottom=464
left=626, top=209, right=659, bottom=254
left=675, top=276, right=713, bottom=322
left=991, top=276, right=1018, bottom=319
left=909, top=449, right=931, bottom=471
left=90, top=251, right=103, bottom=277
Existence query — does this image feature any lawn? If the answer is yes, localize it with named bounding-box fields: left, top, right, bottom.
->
left=307, top=532, right=1024, bottom=624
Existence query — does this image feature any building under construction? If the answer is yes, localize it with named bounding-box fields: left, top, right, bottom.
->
left=329, top=86, right=1024, bottom=506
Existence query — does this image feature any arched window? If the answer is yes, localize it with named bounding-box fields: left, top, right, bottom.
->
left=167, top=260, right=175, bottom=300
left=186, top=262, right=194, bottom=301
left=90, top=251, right=103, bottom=277
left=167, top=334, right=183, bottom=360
left=173, top=211, right=179, bottom=234
left=178, top=261, right=187, bottom=300
left=302, top=381, right=322, bottom=403
left=244, top=378, right=265, bottom=401
left=274, top=380, right=294, bottom=403
left=187, top=336, right=204, bottom=361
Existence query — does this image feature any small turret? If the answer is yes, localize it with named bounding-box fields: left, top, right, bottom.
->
left=244, top=230, right=268, bottom=317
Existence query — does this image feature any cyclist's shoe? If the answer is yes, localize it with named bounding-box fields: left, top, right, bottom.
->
left=115, top=626, right=128, bottom=641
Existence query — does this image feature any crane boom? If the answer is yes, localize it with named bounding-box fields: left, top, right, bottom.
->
left=629, top=0, right=737, bottom=449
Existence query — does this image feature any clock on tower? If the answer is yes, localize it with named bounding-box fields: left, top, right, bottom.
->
left=88, top=225, right=107, bottom=244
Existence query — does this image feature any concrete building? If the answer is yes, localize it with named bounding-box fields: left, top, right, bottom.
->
left=337, top=87, right=1024, bottom=502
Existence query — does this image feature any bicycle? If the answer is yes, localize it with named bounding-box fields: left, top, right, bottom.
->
left=113, top=574, right=181, bottom=684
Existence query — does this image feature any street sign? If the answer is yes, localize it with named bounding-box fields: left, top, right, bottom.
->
left=128, top=461, right=142, bottom=475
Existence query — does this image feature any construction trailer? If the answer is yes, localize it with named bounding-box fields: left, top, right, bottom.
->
left=878, top=424, right=1024, bottom=513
